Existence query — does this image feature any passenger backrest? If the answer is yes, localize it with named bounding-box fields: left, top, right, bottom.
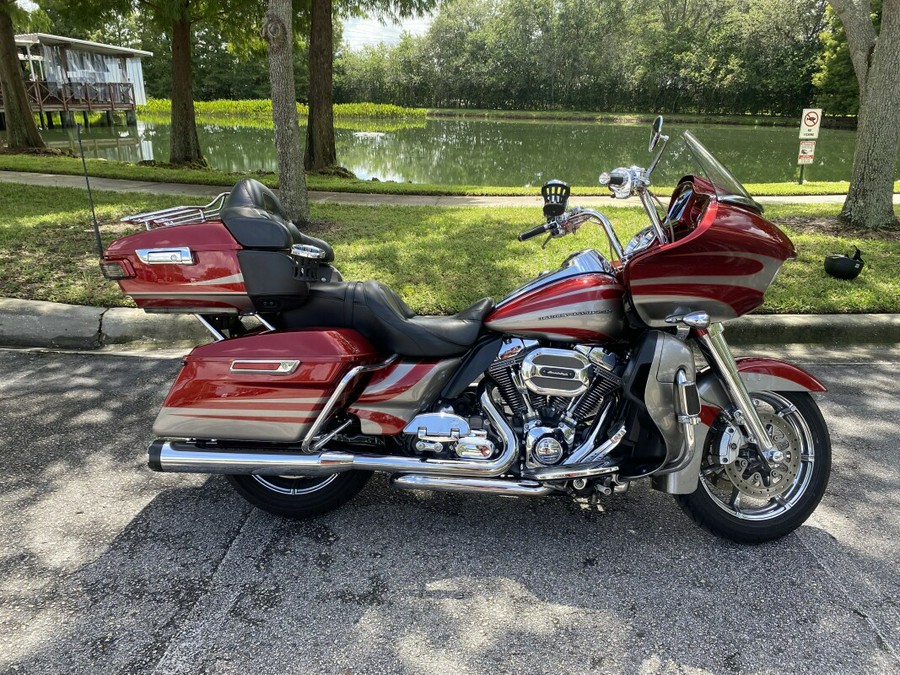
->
left=220, top=178, right=304, bottom=250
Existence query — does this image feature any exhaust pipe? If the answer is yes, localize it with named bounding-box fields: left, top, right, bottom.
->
left=390, top=475, right=556, bottom=496
left=149, top=390, right=518, bottom=478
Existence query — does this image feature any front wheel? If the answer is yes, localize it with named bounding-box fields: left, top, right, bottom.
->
left=227, top=471, right=371, bottom=519
left=677, top=391, right=831, bottom=544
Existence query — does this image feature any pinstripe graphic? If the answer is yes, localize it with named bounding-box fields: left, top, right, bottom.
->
left=192, top=273, right=245, bottom=286
left=348, top=358, right=461, bottom=435
left=485, top=273, right=624, bottom=343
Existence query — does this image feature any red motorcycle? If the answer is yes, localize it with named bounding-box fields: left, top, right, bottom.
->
left=101, top=118, right=830, bottom=543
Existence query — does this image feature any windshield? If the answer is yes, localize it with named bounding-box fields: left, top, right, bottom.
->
left=682, top=130, right=763, bottom=213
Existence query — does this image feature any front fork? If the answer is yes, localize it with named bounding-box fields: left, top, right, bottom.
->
left=693, top=323, right=781, bottom=467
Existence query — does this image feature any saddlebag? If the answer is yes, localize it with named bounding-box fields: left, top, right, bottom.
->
left=152, top=329, right=380, bottom=442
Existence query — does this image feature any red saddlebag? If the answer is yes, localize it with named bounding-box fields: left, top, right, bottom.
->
left=153, top=329, right=380, bottom=442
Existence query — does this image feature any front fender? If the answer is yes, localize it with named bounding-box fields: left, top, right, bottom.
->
left=697, top=357, right=826, bottom=424
left=654, top=358, right=826, bottom=495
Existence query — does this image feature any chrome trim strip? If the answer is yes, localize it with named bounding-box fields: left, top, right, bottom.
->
left=230, top=359, right=300, bottom=375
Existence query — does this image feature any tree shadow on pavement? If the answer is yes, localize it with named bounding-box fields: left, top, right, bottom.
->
left=1, top=351, right=898, bottom=674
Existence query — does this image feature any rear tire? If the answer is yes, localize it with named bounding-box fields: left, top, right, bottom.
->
left=677, top=391, right=831, bottom=544
left=226, top=471, right=371, bottom=519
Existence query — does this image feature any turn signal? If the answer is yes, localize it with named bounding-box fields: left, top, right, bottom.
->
left=99, top=259, right=135, bottom=280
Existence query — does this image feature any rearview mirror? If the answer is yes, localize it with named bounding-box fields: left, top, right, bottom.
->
left=649, top=116, right=664, bottom=152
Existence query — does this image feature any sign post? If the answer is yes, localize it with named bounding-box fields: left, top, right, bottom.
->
left=798, top=108, right=822, bottom=184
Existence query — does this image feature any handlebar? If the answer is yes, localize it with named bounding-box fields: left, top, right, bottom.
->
left=519, top=209, right=626, bottom=261
left=517, top=223, right=550, bottom=241
left=606, top=173, right=627, bottom=187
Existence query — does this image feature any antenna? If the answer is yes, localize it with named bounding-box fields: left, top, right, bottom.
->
left=75, top=124, right=104, bottom=258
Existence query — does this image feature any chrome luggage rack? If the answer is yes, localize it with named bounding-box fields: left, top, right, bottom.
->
left=121, top=192, right=230, bottom=230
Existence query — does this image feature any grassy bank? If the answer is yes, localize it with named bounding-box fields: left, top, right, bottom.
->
left=1, top=153, right=895, bottom=197
left=139, top=98, right=427, bottom=120
left=136, top=99, right=855, bottom=129
left=1, top=183, right=897, bottom=314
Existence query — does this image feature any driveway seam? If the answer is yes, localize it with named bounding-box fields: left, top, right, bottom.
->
left=149, top=504, right=256, bottom=674
left=794, top=529, right=900, bottom=666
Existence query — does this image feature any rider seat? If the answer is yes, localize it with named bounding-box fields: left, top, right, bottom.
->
left=282, top=281, right=494, bottom=358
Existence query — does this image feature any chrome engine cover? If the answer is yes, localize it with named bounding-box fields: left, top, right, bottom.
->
left=521, top=348, right=591, bottom=397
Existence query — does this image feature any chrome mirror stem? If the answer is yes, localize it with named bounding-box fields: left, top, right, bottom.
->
left=637, top=188, right=668, bottom=245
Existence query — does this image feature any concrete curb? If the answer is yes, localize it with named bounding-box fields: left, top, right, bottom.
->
left=0, top=299, right=208, bottom=349
left=1, top=298, right=899, bottom=350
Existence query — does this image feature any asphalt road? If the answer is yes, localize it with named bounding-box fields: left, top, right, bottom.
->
left=1, top=346, right=898, bottom=674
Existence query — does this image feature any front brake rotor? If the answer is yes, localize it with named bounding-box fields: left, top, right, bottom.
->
left=722, top=412, right=800, bottom=498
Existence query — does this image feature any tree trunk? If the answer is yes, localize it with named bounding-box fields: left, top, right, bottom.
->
left=831, top=0, right=900, bottom=229
left=169, top=17, right=205, bottom=166
left=0, top=9, right=44, bottom=149
left=305, top=0, right=335, bottom=171
left=263, top=0, right=309, bottom=224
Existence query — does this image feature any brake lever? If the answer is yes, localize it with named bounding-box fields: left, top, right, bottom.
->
left=541, top=233, right=553, bottom=249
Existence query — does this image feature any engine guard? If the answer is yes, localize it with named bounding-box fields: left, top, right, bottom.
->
left=652, top=357, right=826, bottom=495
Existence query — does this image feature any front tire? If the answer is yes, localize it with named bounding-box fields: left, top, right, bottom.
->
left=677, top=391, right=831, bottom=544
left=227, top=471, right=371, bottom=519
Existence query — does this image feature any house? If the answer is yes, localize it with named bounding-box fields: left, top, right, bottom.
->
left=0, top=32, right=152, bottom=129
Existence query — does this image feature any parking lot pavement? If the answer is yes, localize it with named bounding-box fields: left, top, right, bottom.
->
left=0, top=346, right=898, bottom=675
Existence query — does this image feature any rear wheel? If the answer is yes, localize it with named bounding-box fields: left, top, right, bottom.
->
left=677, top=391, right=831, bottom=544
left=226, top=471, right=371, bottom=519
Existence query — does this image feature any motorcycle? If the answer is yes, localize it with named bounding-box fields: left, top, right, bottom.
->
left=100, top=117, right=830, bottom=543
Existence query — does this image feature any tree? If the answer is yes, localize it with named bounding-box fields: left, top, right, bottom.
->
left=305, top=0, right=335, bottom=170
left=305, top=0, right=435, bottom=171
left=263, top=0, right=309, bottom=222
left=829, top=0, right=900, bottom=229
left=55, top=0, right=260, bottom=166
left=814, top=5, right=864, bottom=115
left=0, top=1, right=45, bottom=149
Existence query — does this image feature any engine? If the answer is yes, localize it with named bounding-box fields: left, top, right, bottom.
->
left=488, top=339, right=622, bottom=467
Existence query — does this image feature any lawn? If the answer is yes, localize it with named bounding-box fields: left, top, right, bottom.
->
left=1, top=152, right=896, bottom=198
left=0, top=183, right=897, bottom=314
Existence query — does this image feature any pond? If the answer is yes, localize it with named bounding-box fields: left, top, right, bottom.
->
left=43, top=117, right=878, bottom=186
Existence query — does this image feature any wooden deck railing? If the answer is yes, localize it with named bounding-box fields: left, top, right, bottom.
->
left=0, top=80, right=136, bottom=115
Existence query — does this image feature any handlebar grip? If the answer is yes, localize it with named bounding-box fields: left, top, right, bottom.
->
left=607, top=173, right=626, bottom=187
left=518, top=223, right=550, bottom=242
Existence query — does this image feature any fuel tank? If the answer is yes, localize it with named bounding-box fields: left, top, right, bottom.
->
left=484, top=250, right=625, bottom=343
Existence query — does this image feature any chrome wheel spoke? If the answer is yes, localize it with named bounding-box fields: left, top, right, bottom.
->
left=702, top=392, right=815, bottom=522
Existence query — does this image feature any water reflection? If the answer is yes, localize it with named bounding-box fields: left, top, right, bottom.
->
left=42, top=118, right=875, bottom=185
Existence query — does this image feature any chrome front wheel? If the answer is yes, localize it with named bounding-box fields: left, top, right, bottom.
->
left=677, top=391, right=831, bottom=543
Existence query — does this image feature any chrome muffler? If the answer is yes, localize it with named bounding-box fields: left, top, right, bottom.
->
left=149, top=390, right=518, bottom=478
left=390, top=475, right=556, bottom=496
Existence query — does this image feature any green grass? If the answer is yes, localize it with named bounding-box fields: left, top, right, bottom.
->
left=0, top=183, right=897, bottom=314
left=1, top=152, right=895, bottom=197
left=139, top=98, right=427, bottom=120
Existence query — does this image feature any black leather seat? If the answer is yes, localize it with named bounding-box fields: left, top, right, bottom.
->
left=222, top=178, right=335, bottom=262
left=282, top=281, right=494, bottom=358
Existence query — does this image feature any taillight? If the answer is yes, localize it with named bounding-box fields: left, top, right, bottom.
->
left=99, top=259, right=135, bottom=280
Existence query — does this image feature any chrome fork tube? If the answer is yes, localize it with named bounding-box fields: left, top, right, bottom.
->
left=695, top=323, right=777, bottom=462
